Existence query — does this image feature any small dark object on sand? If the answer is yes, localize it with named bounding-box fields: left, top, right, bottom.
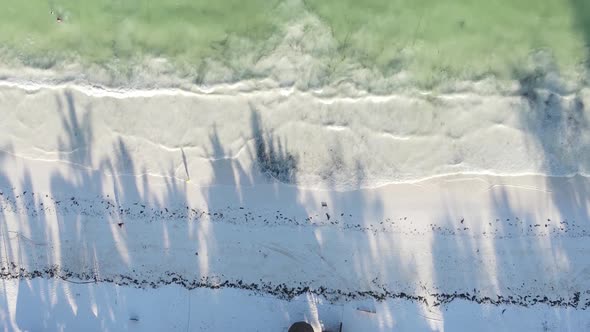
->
left=288, top=321, right=314, bottom=332
left=117, top=222, right=124, bottom=228
left=321, top=201, right=327, bottom=208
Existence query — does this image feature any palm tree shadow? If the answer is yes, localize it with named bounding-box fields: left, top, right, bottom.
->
left=55, top=91, right=93, bottom=166
left=249, top=106, right=297, bottom=184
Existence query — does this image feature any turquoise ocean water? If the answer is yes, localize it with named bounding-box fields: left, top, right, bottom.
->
left=1, top=0, right=589, bottom=92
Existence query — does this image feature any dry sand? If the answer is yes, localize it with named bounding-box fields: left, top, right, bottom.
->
left=1, top=82, right=590, bottom=330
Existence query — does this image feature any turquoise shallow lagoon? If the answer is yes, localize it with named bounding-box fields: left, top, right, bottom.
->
left=1, top=0, right=589, bottom=91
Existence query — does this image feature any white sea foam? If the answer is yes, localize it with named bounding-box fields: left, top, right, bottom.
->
left=1, top=81, right=589, bottom=189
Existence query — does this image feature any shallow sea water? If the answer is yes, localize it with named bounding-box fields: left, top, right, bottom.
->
left=1, top=0, right=589, bottom=91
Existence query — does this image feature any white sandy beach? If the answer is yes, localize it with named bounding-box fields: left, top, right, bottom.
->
left=1, top=82, right=590, bottom=330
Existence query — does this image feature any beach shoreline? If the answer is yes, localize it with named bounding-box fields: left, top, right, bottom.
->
left=2, top=1, right=590, bottom=328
